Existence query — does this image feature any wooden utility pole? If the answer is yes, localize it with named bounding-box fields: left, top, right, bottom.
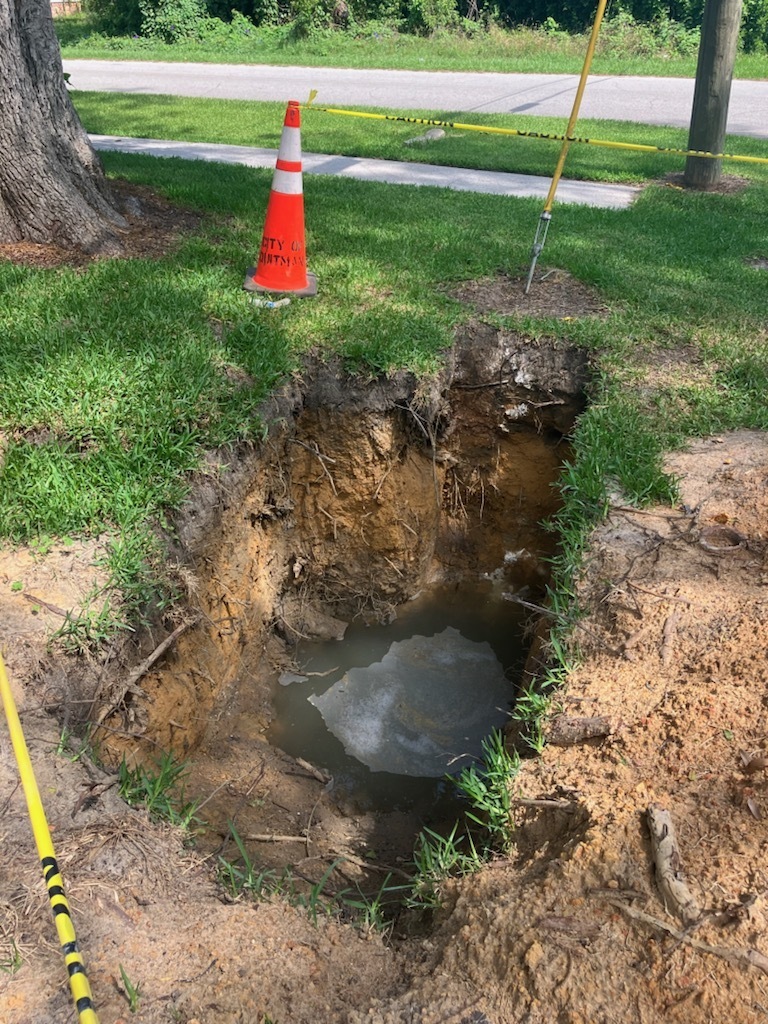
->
left=684, top=0, right=744, bottom=188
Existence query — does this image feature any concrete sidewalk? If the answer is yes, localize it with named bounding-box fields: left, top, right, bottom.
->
left=91, top=134, right=640, bottom=210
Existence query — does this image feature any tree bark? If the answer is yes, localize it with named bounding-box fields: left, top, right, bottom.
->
left=684, top=0, right=744, bottom=189
left=0, top=0, right=127, bottom=253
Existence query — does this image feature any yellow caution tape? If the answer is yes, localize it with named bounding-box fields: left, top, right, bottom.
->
left=302, top=103, right=768, bottom=167
left=0, top=651, right=99, bottom=1024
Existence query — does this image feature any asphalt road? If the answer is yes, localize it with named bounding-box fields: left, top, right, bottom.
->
left=64, top=59, right=768, bottom=138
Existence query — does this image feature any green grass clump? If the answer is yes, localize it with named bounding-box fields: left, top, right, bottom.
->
left=218, top=729, right=521, bottom=919
left=118, top=965, right=142, bottom=1015
left=218, top=827, right=338, bottom=922
left=406, top=728, right=521, bottom=909
left=454, top=730, right=518, bottom=853
left=218, top=825, right=395, bottom=931
left=406, top=823, right=483, bottom=908
left=118, top=751, right=202, bottom=831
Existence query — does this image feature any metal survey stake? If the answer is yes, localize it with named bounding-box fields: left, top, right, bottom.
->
left=524, top=0, right=609, bottom=294
left=0, top=650, right=100, bottom=1024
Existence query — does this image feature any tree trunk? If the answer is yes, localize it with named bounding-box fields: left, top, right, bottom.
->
left=0, top=0, right=127, bottom=253
left=684, top=0, right=744, bottom=189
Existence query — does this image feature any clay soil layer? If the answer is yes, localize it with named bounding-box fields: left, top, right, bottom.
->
left=1, top=294, right=768, bottom=1021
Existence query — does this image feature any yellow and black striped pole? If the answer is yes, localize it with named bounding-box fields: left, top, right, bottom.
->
left=0, top=650, right=99, bottom=1024
left=525, top=0, right=609, bottom=293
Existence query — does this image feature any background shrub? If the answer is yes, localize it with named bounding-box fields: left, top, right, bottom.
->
left=205, top=0, right=257, bottom=17
left=82, top=0, right=142, bottom=34
left=138, top=0, right=209, bottom=41
left=742, top=0, right=768, bottom=51
left=405, top=0, right=459, bottom=32
left=78, top=0, right=768, bottom=50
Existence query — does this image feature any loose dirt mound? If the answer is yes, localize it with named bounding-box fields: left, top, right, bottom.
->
left=453, top=269, right=611, bottom=319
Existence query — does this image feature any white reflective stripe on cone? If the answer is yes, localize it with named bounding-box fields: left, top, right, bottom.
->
left=271, top=168, right=304, bottom=195
left=279, top=127, right=302, bottom=162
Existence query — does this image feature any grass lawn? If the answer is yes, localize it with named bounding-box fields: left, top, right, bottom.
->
left=56, top=15, right=768, bottom=79
left=71, top=91, right=768, bottom=186
left=1, top=125, right=767, bottom=634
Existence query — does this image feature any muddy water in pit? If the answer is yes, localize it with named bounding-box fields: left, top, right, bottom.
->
left=187, top=580, right=528, bottom=880
left=269, top=581, right=528, bottom=813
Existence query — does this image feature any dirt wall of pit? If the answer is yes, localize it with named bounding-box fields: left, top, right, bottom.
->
left=95, top=327, right=589, bottom=760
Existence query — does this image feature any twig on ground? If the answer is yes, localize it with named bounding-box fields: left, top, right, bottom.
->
left=0, top=779, right=20, bottom=817
left=453, top=378, right=511, bottom=390
left=373, top=460, right=396, bottom=500
left=305, top=793, right=323, bottom=857
left=335, top=852, right=412, bottom=881
left=611, top=506, right=689, bottom=520
left=178, top=959, right=218, bottom=985
left=547, top=714, right=613, bottom=747
left=317, top=505, right=339, bottom=540
left=89, top=721, right=163, bottom=748
left=607, top=900, right=768, bottom=976
left=294, top=757, right=331, bottom=784
left=204, top=765, right=268, bottom=862
left=72, top=775, right=119, bottom=817
left=514, top=797, right=579, bottom=812
left=588, top=886, right=648, bottom=902
left=22, top=593, right=67, bottom=617
left=626, top=582, right=693, bottom=605
left=647, top=804, right=701, bottom=926
left=194, top=768, right=260, bottom=815
left=502, top=593, right=561, bottom=618
left=288, top=438, right=338, bottom=494
left=241, top=833, right=308, bottom=843
left=660, top=612, right=681, bottom=666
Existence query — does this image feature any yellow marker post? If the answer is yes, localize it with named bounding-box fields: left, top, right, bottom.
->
left=0, top=651, right=99, bottom=1024
left=524, top=0, right=609, bottom=292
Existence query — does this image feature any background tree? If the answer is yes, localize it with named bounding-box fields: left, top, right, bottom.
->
left=684, top=0, right=744, bottom=187
left=0, top=0, right=126, bottom=253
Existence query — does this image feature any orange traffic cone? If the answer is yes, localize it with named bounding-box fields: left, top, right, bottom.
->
left=244, top=100, right=317, bottom=297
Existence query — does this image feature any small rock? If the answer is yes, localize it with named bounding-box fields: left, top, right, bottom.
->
left=404, top=128, right=446, bottom=146
left=122, top=196, right=143, bottom=217
left=524, top=940, right=545, bottom=970
left=298, top=606, right=348, bottom=641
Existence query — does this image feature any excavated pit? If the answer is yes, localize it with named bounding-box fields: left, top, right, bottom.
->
left=98, top=323, right=589, bottom=875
